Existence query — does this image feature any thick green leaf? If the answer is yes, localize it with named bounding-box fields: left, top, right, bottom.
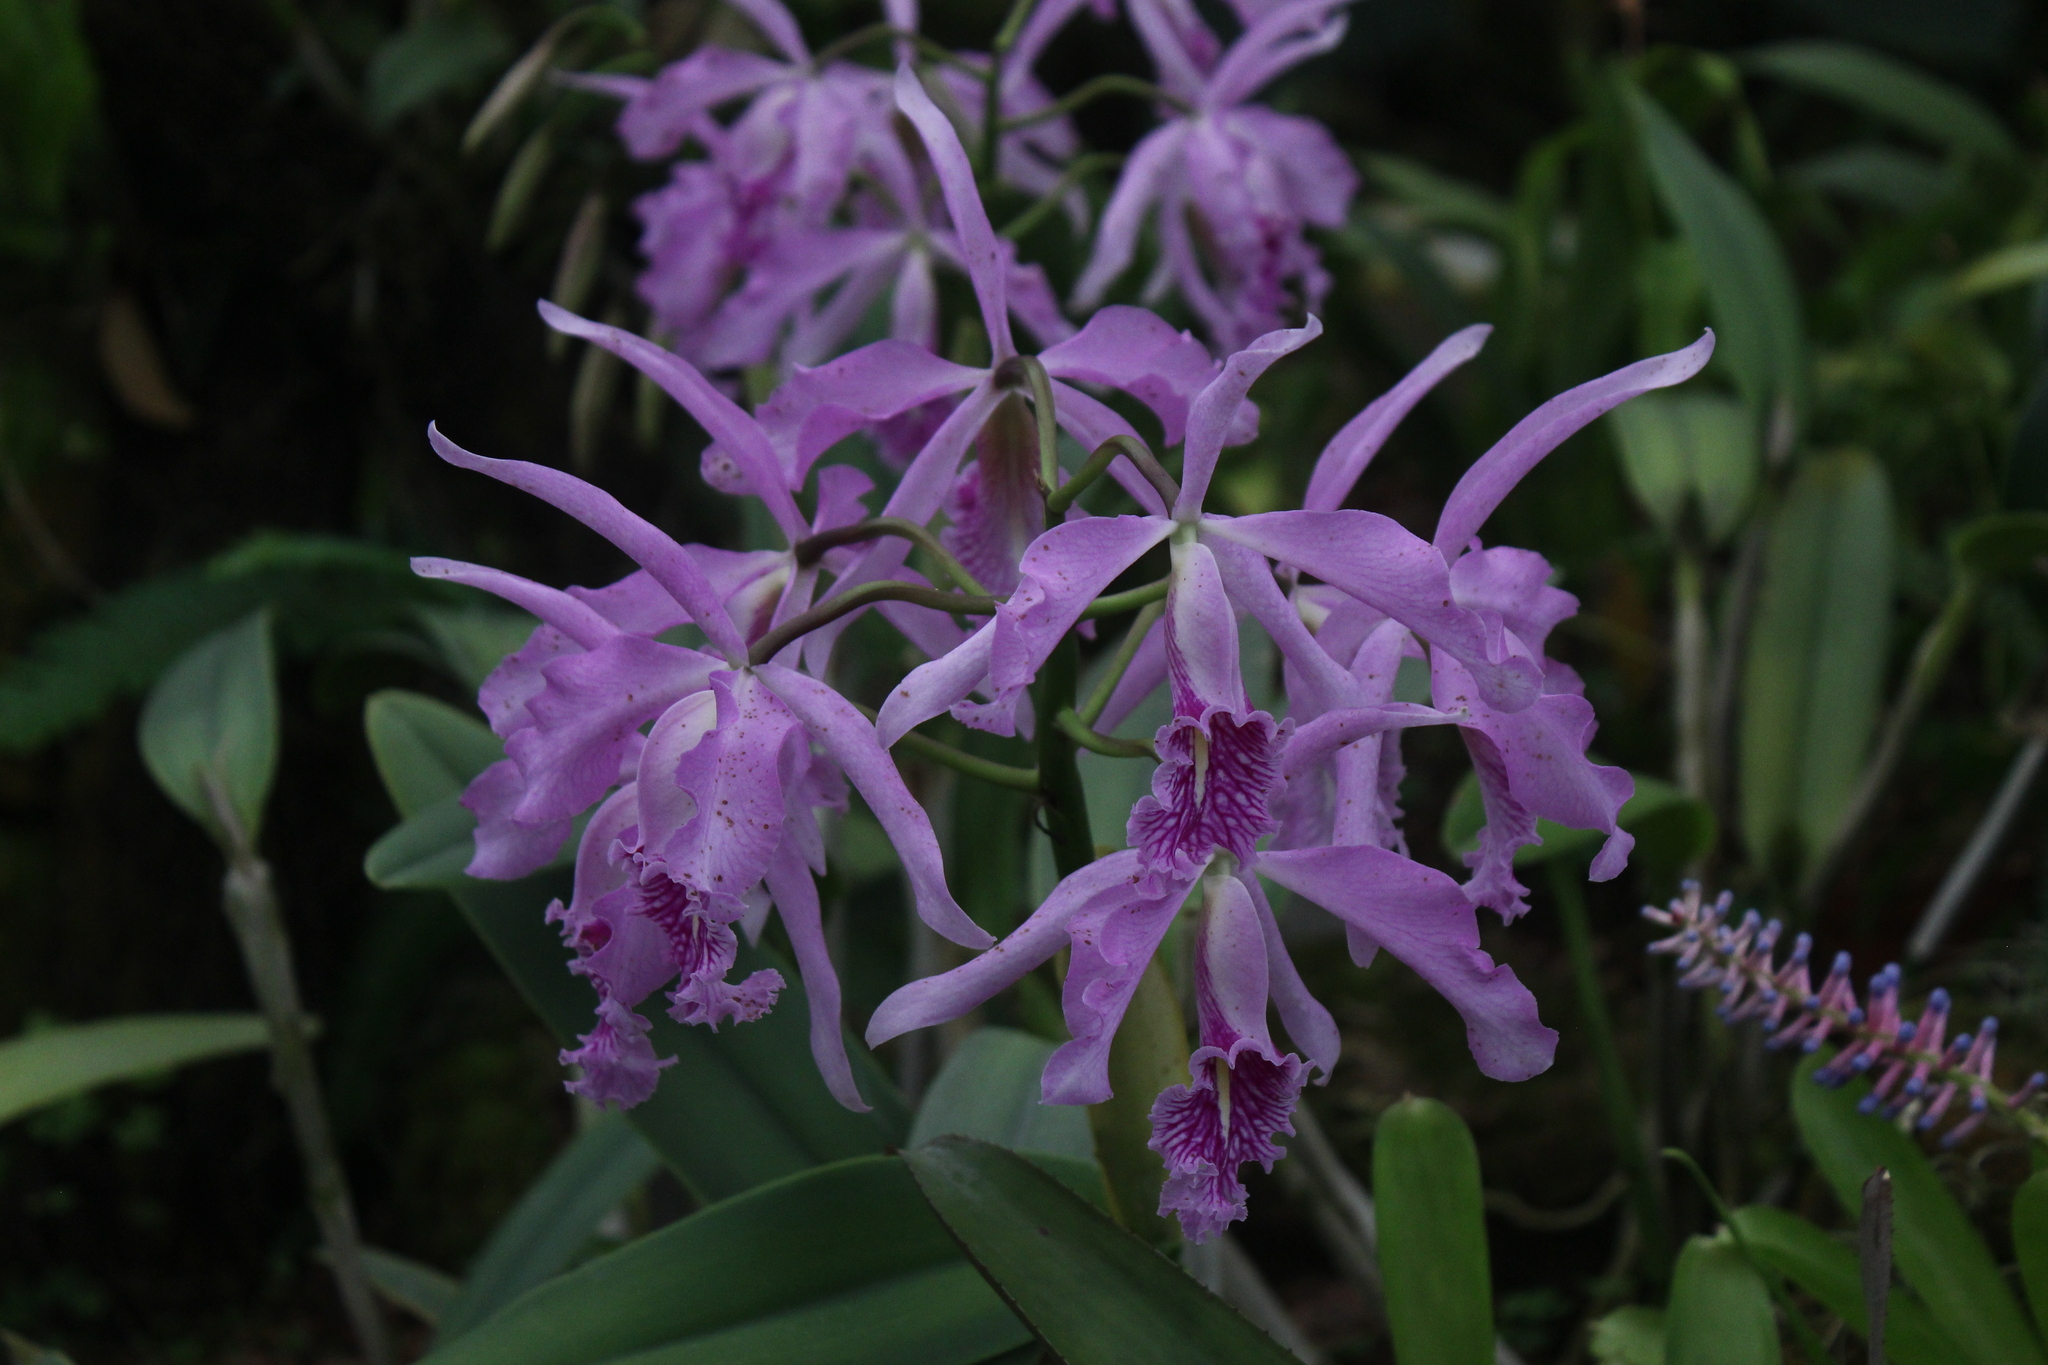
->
left=137, top=610, right=279, bottom=844
left=415, top=605, right=539, bottom=690
left=1954, top=241, right=2048, bottom=298
left=1373, top=1097, right=1493, bottom=1365
left=1589, top=1307, right=1664, bottom=1365
left=1730, top=1205, right=1951, bottom=1365
left=1607, top=390, right=1758, bottom=543
left=365, top=793, right=484, bottom=890
left=1789, top=145, right=1951, bottom=215
left=1627, top=85, right=1804, bottom=424
left=1951, top=510, right=2048, bottom=579
left=361, top=1246, right=463, bottom=1325
left=903, top=1137, right=1295, bottom=1365
left=1791, top=1053, right=2044, bottom=1365
left=2014, top=1169, right=2048, bottom=1337
left=909, top=1028, right=1093, bottom=1161
left=438, top=1113, right=664, bottom=1341
left=1365, top=153, right=1514, bottom=240
left=363, top=689, right=506, bottom=818
left=0, top=1013, right=268, bottom=1125
left=420, top=1155, right=1026, bottom=1365
left=1664, top=1233, right=1778, bottom=1365
left=1742, top=41, right=2018, bottom=162
left=364, top=6, right=511, bottom=132
left=1738, top=450, right=1893, bottom=875
left=1441, top=771, right=1712, bottom=876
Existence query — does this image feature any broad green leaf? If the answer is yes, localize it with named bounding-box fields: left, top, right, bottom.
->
left=903, top=1137, right=1296, bottom=1365
left=2014, top=1169, right=2048, bottom=1336
left=1589, top=1307, right=1665, bottom=1365
left=438, top=1112, right=663, bottom=1341
left=1950, top=510, right=2048, bottom=580
left=1738, top=450, right=1892, bottom=876
left=1791, top=1052, right=2045, bottom=1365
left=909, top=1028, right=1093, bottom=1161
left=364, top=793, right=485, bottom=890
left=1607, top=391, right=1758, bottom=543
left=1664, top=1233, right=1778, bottom=1365
left=138, top=611, right=278, bottom=845
left=361, top=1246, right=463, bottom=1325
left=1441, top=772, right=1713, bottom=875
left=364, top=5, right=512, bottom=133
left=1742, top=41, right=2018, bottom=162
left=363, top=689, right=505, bottom=817
left=1373, top=1097, right=1493, bottom=1365
left=415, top=605, right=538, bottom=690
left=420, top=1155, right=1026, bottom=1365
left=1627, top=85, right=1804, bottom=425
left=1789, top=145, right=1950, bottom=215
left=1953, top=241, right=2048, bottom=298
left=0, top=1013, right=267, bottom=1125
left=1730, top=1205, right=1951, bottom=1365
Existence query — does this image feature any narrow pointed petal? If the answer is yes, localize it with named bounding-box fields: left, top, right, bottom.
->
left=1205, top=0, right=1350, bottom=108
left=1279, top=703, right=1461, bottom=784
left=428, top=423, right=749, bottom=662
left=876, top=617, right=996, bottom=748
left=991, top=515, right=1174, bottom=700
left=1207, top=509, right=1541, bottom=711
left=1205, top=534, right=1359, bottom=719
left=1041, top=868, right=1191, bottom=1104
left=726, top=0, right=808, bottom=62
left=1073, top=122, right=1186, bottom=308
left=1259, top=844, right=1556, bottom=1081
left=894, top=67, right=1012, bottom=359
left=463, top=758, right=573, bottom=879
left=411, top=558, right=618, bottom=649
left=1433, top=332, right=1715, bottom=557
left=765, top=844, right=869, bottom=1111
left=1040, top=305, right=1221, bottom=448
left=756, top=663, right=993, bottom=949
left=1303, top=323, right=1492, bottom=512
left=757, top=341, right=985, bottom=480
left=1165, top=539, right=1246, bottom=715
left=867, top=850, right=1149, bottom=1045
left=1175, top=318, right=1322, bottom=518
left=1244, top=872, right=1339, bottom=1077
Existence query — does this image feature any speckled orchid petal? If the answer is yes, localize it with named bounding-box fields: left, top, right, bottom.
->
left=893, top=67, right=1012, bottom=360
left=646, top=674, right=799, bottom=918
left=1041, top=866, right=1191, bottom=1104
left=764, top=841, right=868, bottom=1111
left=1174, top=318, right=1321, bottom=519
left=1303, top=324, right=1492, bottom=513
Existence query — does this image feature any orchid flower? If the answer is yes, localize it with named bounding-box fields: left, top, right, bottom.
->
left=1071, top=0, right=1359, bottom=350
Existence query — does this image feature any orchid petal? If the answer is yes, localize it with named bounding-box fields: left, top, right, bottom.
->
left=1044, top=380, right=1169, bottom=517
left=1166, top=539, right=1245, bottom=715
left=758, top=341, right=985, bottom=482
left=463, top=758, right=573, bottom=879
left=1042, top=866, right=1191, bottom=1104
left=991, top=515, right=1174, bottom=702
left=726, top=0, right=808, bottom=62
left=1040, top=305, right=1222, bottom=448
left=894, top=67, right=1012, bottom=359
left=648, top=676, right=796, bottom=913
left=1280, top=703, right=1462, bottom=783
left=411, top=558, right=618, bottom=650
left=1204, top=534, right=1359, bottom=719
left=875, top=618, right=996, bottom=748
left=1303, top=323, right=1492, bottom=512
left=1243, top=872, right=1339, bottom=1077
left=1195, top=871, right=1273, bottom=1054
left=765, top=844, right=869, bottom=1111
left=1073, top=122, right=1187, bottom=309
left=1175, top=318, right=1321, bottom=519
left=1205, top=0, right=1350, bottom=109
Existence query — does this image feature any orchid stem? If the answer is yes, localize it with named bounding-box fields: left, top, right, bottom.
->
left=1047, top=433, right=1150, bottom=519
left=998, top=355, right=1062, bottom=495
left=999, top=73, right=1189, bottom=132
left=1000, top=152, right=1124, bottom=240
left=203, top=779, right=391, bottom=1365
left=1549, top=863, right=1671, bottom=1286
left=1033, top=634, right=1096, bottom=879
left=1079, top=600, right=1162, bottom=726
left=894, top=728, right=1042, bottom=791
left=1055, top=707, right=1157, bottom=759
left=793, top=516, right=989, bottom=595
left=749, top=580, right=997, bottom=666
left=1082, top=575, right=1169, bottom=619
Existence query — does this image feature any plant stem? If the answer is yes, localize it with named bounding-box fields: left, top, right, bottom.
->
left=1801, top=576, right=1980, bottom=907
left=792, top=516, right=989, bottom=595
left=894, top=728, right=1042, bottom=791
left=1673, top=546, right=1710, bottom=806
left=749, top=580, right=998, bottom=665
left=1079, top=601, right=1163, bottom=726
left=1082, top=575, right=1169, bottom=619
left=1055, top=706, right=1156, bottom=759
left=207, top=785, right=390, bottom=1365
left=1000, top=152, right=1123, bottom=241
left=998, top=73, right=1189, bottom=132
left=1906, top=731, right=2048, bottom=962
left=1033, top=635, right=1096, bottom=879
left=1549, top=862, right=1671, bottom=1286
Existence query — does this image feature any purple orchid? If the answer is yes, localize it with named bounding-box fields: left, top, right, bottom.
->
left=1070, top=0, right=1359, bottom=350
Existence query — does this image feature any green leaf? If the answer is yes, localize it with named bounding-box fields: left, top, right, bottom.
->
left=1950, top=510, right=2048, bottom=580
left=1730, top=1204, right=1952, bottom=1365
left=138, top=610, right=279, bottom=845
left=1589, top=1307, right=1665, bottom=1365
left=365, top=793, right=485, bottom=890
left=1953, top=241, right=2048, bottom=298
left=363, top=689, right=506, bottom=817
left=420, top=1155, right=1027, bottom=1365
left=1664, top=1232, right=1779, bottom=1365
left=1738, top=450, right=1893, bottom=876
left=364, top=5, right=512, bottom=133
left=361, top=1246, right=463, bottom=1325
left=1788, top=145, right=1950, bottom=215
left=2013, top=1169, right=2048, bottom=1337
left=1626, top=84, right=1804, bottom=425
left=903, top=1137, right=1296, bottom=1365
left=0, top=0, right=96, bottom=221
left=1742, top=41, right=2018, bottom=162
left=1373, top=1097, right=1494, bottom=1365
left=1364, top=153, right=1514, bottom=240
left=0, top=1013, right=268, bottom=1125
left=438, top=1112, right=662, bottom=1341
left=1607, top=391, right=1758, bottom=543
left=909, top=1028, right=1094, bottom=1162
left=1441, top=772, right=1713, bottom=874
left=415, top=605, right=538, bottom=690
left=1791, top=1052, right=2045, bottom=1365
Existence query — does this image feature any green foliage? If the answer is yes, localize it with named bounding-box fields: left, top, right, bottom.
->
left=360, top=1247, right=463, bottom=1326
left=1791, top=1053, right=2045, bottom=1365
left=420, top=1154, right=1028, bottom=1365
left=1738, top=450, right=1893, bottom=878
left=907, top=1027, right=1093, bottom=1161
left=1741, top=41, right=2018, bottom=163
left=1588, top=1307, right=1664, bottom=1365
left=1730, top=1205, right=1950, bottom=1365
left=1372, top=1097, right=1494, bottom=1365
left=137, top=611, right=279, bottom=846
left=363, top=689, right=505, bottom=817
left=1663, top=1233, right=1778, bottom=1365
left=903, top=1137, right=1295, bottom=1365
left=2015, top=1170, right=2048, bottom=1337
left=0, top=0, right=95, bottom=253
left=364, top=4, right=512, bottom=133
left=1607, top=391, right=1757, bottom=543
left=0, top=1013, right=268, bottom=1126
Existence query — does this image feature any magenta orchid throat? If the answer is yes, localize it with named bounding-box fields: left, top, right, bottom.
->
left=431, top=11, right=1717, bottom=1243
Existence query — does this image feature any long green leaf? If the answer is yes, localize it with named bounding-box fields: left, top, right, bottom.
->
left=1607, top=390, right=1758, bottom=544
left=1664, top=1233, right=1778, bottom=1365
left=909, top=1028, right=1093, bottom=1161
left=1627, top=85, right=1804, bottom=425
left=1791, top=1053, right=2045, bottom=1365
left=419, top=1155, right=1026, bottom=1365
left=364, top=793, right=484, bottom=889
left=1738, top=450, right=1893, bottom=876
left=438, top=1113, right=663, bottom=1341
left=0, top=1013, right=268, bottom=1125
left=1742, top=40, right=2017, bottom=162
left=363, top=689, right=507, bottom=818
left=1373, top=1097, right=1493, bottom=1365
left=904, top=1137, right=1295, bottom=1365
left=1589, top=1307, right=1665, bottom=1365
left=137, top=610, right=279, bottom=844
left=360, top=1246, right=463, bottom=1325
left=1730, top=1205, right=1951, bottom=1365
left=2014, top=1169, right=2048, bottom=1337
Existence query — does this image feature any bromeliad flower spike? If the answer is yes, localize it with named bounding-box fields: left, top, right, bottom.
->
left=1647, top=883, right=2048, bottom=1147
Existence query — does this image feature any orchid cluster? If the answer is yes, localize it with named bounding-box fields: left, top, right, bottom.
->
left=1646, top=883, right=2048, bottom=1149
left=429, top=35, right=1715, bottom=1244
left=577, top=0, right=1356, bottom=377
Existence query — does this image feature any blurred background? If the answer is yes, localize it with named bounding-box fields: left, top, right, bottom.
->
left=7, top=0, right=2048, bottom=1359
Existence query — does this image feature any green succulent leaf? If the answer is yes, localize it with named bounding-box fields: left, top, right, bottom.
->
left=138, top=610, right=279, bottom=846
left=1664, top=1232, right=1779, bottom=1365
left=1373, top=1097, right=1494, bottom=1365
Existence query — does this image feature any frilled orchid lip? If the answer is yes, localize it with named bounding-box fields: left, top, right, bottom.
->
left=1128, top=705, right=1285, bottom=883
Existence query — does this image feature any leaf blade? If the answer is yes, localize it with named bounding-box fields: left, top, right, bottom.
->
left=0, top=1013, right=268, bottom=1125
left=136, top=610, right=279, bottom=843
left=1373, top=1096, right=1494, bottom=1365
left=1664, top=1233, right=1779, bottom=1365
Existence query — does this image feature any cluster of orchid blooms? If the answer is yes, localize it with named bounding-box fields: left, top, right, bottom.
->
left=1647, top=883, right=2048, bottom=1149
left=423, top=0, right=1721, bottom=1242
